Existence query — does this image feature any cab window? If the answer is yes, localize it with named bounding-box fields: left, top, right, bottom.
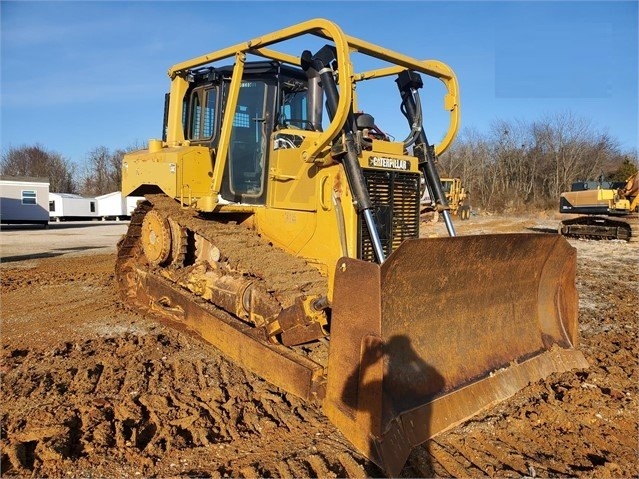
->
left=187, top=88, right=217, bottom=141
left=220, top=79, right=276, bottom=204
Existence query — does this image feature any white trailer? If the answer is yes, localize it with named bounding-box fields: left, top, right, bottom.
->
left=96, top=191, right=144, bottom=220
left=48, top=193, right=98, bottom=221
left=96, top=191, right=124, bottom=220
left=0, top=176, right=50, bottom=226
left=125, top=195, right=144, bottom=216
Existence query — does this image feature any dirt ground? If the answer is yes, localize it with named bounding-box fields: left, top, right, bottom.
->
left=1, top=214, right=637, bottom=478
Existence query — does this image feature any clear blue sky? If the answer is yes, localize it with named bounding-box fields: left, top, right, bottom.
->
left=1, top=1, right=637, bottom=169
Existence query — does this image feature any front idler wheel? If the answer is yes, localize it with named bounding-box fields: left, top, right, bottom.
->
left=141, top=210, right=172, bottom=266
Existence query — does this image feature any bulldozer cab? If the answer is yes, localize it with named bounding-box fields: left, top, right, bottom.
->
left=181, top=63, right=314, bottom=205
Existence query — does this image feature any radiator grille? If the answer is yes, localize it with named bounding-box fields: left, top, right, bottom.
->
left=358, top=169, right=421, bottom=262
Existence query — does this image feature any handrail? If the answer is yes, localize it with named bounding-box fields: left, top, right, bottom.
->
left=165, top=18, right=459, bottom=160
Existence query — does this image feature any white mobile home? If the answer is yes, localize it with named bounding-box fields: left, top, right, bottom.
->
left=96, top=191, right=143, bottom=220
left=48, top=193, right=98, bottom=221
left=0, top=176, right=50, bottom=226
left=125, top=195, right=144, bottom=216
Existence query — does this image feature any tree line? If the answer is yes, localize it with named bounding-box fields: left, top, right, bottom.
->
left=437, top=112, right=637, bottom=212
left=0, top=144, right=136, bottom=197
left=1, top=112, right=637, bottom=211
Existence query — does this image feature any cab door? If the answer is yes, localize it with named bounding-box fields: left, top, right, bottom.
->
left=220, top=79, right=276, bottom=205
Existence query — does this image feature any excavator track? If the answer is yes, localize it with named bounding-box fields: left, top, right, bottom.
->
left=560, top=215, right=639, bottom=242
left=116, top=194, right=330, bottom=401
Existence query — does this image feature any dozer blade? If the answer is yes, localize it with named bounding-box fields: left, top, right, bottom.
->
left=324, top=233, right=588, bottom=476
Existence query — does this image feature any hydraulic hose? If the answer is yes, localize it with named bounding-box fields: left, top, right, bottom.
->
left=397, top=71, right=456, bottom=237
left=303, top=48, right=387, bottom=263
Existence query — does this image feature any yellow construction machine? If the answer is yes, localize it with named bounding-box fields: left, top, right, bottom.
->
left=559, top=171, right=639, bottom=242
left=421, top=177, right=470, bottom=219
left=116, top=19, right=587, bottom=475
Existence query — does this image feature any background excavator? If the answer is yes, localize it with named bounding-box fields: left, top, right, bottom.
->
left=559, top=171, right=639, bottom=242
left=116, top=19, right=587, bottom=475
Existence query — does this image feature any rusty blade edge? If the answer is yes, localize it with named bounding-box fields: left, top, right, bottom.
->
left=373, top=346, right=589, bottom=476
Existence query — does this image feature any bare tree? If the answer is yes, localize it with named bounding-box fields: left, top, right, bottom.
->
left=439, top=128, right=492, bottom=208
left=608, top=152, right=638, bottom=182
left=488, top=119, right=537, bottom=210
left=437, top=112, right=629, bottom=212
left=0, top=144, right=78, bottom=193
left=80, top=144, right=140, bottom=196
left=531, top=112, right=608, bottom=200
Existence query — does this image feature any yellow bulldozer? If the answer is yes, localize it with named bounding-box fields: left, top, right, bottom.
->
left=116, top=19, right=587, bottom=475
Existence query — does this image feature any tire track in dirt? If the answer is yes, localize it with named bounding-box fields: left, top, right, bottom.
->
left=2, top=328, right=367, bottom=477
left=1, top=254, right=367, bottom=477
